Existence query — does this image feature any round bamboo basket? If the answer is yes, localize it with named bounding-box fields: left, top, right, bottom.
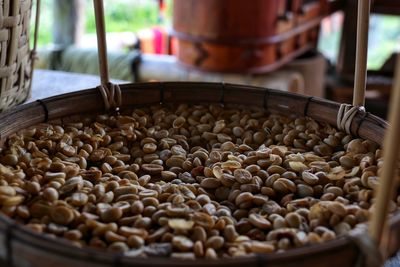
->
left=0, top=81, right=396, bottom=267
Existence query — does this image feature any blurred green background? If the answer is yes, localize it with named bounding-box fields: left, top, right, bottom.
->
left=33, top=0, right=172, bottom=46
left=33, top=0, right=399, bottom=70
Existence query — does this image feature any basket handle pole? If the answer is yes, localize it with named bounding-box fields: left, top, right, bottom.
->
left=337, top=0, right=370, bottom=134
left=93, top=0, right=110, bottom=86
left=31, top=0, right=40, bottom=60
left=28, top=0, right=40, bottom=100
left=93, top=0, right=121, bottom=111
left=352, top=0, right=370, bottom=107
left=369, top=52, right=400, bottom=253
left=32, top=0, right=40, bottom=58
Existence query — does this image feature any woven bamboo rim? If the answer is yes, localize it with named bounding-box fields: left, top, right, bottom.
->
left=0, top=82, right=396, bottom=267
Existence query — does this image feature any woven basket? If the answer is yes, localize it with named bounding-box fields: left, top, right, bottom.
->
left=0, top=1, right=397, bottom=266
left=0, top=82, right=396, bottom=267
left=0, top=0, right=38, bottom=112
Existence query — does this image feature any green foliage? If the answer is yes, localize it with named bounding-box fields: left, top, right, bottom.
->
left=85, top=0, right=162, bottom=33
left=32, top=0, right=172, bottom=47
left=31, top=0, right=54, bottom=46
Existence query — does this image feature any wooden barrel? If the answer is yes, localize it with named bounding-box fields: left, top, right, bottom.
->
left=172, top=0, right=327, bottom=73
left=0, top=82, right=397, bottom=267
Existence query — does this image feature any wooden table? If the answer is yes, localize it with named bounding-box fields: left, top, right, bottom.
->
left=30, top=69, right=128, bottom=101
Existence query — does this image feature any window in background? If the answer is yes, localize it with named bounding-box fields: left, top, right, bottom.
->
left=318, top=12, right=343, bottom=65
left=368, top=14, right=400, bottom=70
left=318, top=12, right=400, bottom=71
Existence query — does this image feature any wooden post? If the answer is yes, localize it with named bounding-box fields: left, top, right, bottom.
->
left=93, top=0, right=110, bottom=86
left=53, top=0, right=85, bottom=47
left=337, top=0, right=358, bottom=77
left=369, top=53, right=400, bottom=252
left=353, top=0, right=371, bottom=107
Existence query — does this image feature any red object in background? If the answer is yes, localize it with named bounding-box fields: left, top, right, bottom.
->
left=136, top=0, right=177, bottom=55
left=138, top=27, right=175, bottom=55
left=169, top=36, right=178, bottom=55
left=153, top=27, right=164, bottom=54
left=159, top=0, right=165, bottom=13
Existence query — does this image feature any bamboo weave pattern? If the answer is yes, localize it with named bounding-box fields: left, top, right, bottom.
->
left=0, top=0, right=33, bottom=111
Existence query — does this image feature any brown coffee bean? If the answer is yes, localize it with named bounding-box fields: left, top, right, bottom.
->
left=168, top=218, right=194, bottom=231
left=192, top=212, right=214, bottom=229
left=1, top=154, right=18, bottom=166
left=51, top=206, right=74, bottom=225
left=161, top=171, right=177, bottom=181
left=250, top=241, right=275, bottom=253
left=105, top=231, right=127, bottom=243
left=0, top=186, right=16, bottom=197
left=200, top=178, right=221, bottom=189
left=127, top=235, right=144, bottom=248
left=285, top=212, right=302, bottom=228
left=235, top=192, right=254, bottom=206
left=249, top=213, right=271, bottom=229
left=70, top=192, right=88, bottom=206
left=141, top=164, right=163, bottom=174
left=64, top=230, right=82, bottom=241
left=172, top=235, right=194, bottom=251
left=119, top=226, right=148, bottom=239
left=101, top=207, right=123, bottom=223
left=302, top=171, right=319, bottom=185
left=205, top=248, right=218, bottom=259
left=234, top=169, right=252, bottom=184
left=43, top=187, right=59, bottom=202
left=194, top=240, right=204, bottom=257
left=205, top=236, right=224, bottom=250
left=192, top=226, right=207, bottom=243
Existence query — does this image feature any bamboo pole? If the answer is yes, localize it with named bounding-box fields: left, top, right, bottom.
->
left=32, top=0, right=40, bottom=53
left=353, top=0, right=371, bottom=107
left=29, top=0, right=40, bottom=98
left=369, top=53, right=400, bottom=251
left=93, top=0, right=109, bottom=86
